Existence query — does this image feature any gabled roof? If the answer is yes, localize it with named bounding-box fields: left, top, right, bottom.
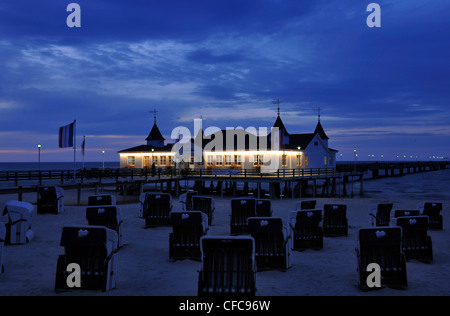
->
left=146, top=123, right=166, bottom=141
left=285, top=133, right=315, bottom=150
left=314, top=121, right=329, bottom=140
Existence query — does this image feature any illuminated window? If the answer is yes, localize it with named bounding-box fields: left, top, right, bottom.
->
left=207, top=156, right=214, bottom=165
left=168, top=156, right=173, bottom=166
left=282, top=154, right=288, bottom=167
left=225, top=155, right=232, bottom=166
left=324, top=155, right=328, bottom=166
left=304, top=155, right=309, bottom=167
left=143, top=156, right=151, bottom=167
left=152, top=156, right=158, bottom=165
left=216, top=155, right=223, bottom=166
left=160, top=156, right=167, bottom=165
left=253, top=155, right=264, bottom=166
left=296, top=155, right=302, bottom=167
left=127, top=156, right=136, bottom=166
left=234, top=155, right=241, bottom=165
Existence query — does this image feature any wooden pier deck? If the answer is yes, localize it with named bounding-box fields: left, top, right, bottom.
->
left=0, top=161, right=448, bottom=204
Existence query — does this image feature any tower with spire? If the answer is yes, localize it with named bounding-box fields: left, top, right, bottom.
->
left=146, top=109, right=165, bottom=147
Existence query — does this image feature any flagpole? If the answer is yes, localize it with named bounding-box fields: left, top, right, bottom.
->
left=74, top=119, right=76, bottom=181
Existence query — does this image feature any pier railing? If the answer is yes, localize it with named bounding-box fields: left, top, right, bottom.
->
left=0, top=167, right=339, bottom=185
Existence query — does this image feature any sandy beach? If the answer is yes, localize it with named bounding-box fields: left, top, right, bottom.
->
left=0, top=169, right=449, bottom=297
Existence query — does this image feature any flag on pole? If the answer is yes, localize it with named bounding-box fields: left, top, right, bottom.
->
left=59, top=122, right=75, bottom=148
left=81, top=136, right=85, bottom=156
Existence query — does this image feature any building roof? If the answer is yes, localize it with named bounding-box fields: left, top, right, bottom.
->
left=118, top=143, right=173, bottom=153
left=145, top=123, right=166, bottom=141
left=285, top=133, right=316, bottom=150
left=273, top=115, right=289, bottom=136
left=314, top=121, right=329, bottom=140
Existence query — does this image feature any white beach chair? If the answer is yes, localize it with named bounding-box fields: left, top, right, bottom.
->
left=198, top=236, right=257, bottom=296
left=169, top=211, right=209, bottom=260
left=87, top=194, right=116, bottom=206
left=179, top=190, right=198, bottom=211
left=0, top=222, right=6, bottom=273
left=86, top=206, right=124, bottom=248
left=55, top=225, right=119, bottom=292
left=2, top=200, right=34, bottom=244
left=37, top=186, right=64, bottom=214
left=247, top=217, right=292, bottom=271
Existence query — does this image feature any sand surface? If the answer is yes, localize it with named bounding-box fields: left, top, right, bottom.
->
left=0, top=169, right=449, bottom=296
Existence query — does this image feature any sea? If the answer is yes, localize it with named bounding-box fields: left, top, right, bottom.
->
left=0, top=162, right=120, bottom=171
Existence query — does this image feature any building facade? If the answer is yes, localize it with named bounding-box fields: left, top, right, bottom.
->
left=118, top=113, right=337, bottom=172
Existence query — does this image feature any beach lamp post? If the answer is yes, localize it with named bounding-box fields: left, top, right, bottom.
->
left=102, top=150, right=105, bottom=169
left=38, top=144, right=41, bottom=170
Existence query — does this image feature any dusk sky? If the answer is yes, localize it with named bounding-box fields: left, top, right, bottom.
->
left=0, top=0, right=449, bottom=163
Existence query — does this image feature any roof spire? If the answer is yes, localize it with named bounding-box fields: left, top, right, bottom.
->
left=273, top=98, right=281, bottom=117
left=317, top=106, right=321, bottom=122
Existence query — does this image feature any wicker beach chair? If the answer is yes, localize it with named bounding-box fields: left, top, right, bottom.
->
left=191, top=196, right=215, bottom=226
left=86, top=206, right=124, bottom=248
left=198, top=236, right=256, bottom=296
left=37, top=186, right=64, bottom=214
left=0, top=222, right=6, bottom=273
left=356, top=227, right=407, bottom=290
left=323, top=204, right=348, bottom=237
left=247, top=217, right=292, bottom=271
left=289, top=209, right=323, bottom=250
left=142, top=192, right=173, bottom=227
left=295, top=200, right=317, bottom=211
left=87, top=194, right=116, bottom=206
left=179, top=190, right=198, bottom=211
left=169, top=211, right=209, bottom=260
left=390, top=209, right=420, bottom=224
left=55, top=225, right=119, bottom=292
left=418, top=202, right=443, bottom=230
left=369, top=203, right=393, bottom=227
left=392, top=216, right=433, bottom=262
left=1, top=200, right=34, bottom=245
left=255, top=199, right=273, bottom=217
left=230, top=197, right=256, bottom=235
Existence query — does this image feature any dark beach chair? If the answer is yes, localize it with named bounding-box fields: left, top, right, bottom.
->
left=87, top=194, right=116, bottom=206
left=323, top=204, right=348, bottom=237
left=54, top=225, right=119, bottom=292
left=37, top=186, right=64, bottom=214
left=255, top=199, right=273, bottom=217
left=230, top=197, right=256, bottom=235
left=198, top=236, right=256, bottom=296
left=86, top=206, right=124, bottom=248
left=369, top=203, right=393, bottom=227
left=2, top=200, right=34, bottom=245
left=356, top=227, right=407, bottom=290
left=247, top=217, right=292, bottom=271
left=419, top=202, right=443, bottom=230
left=390, top=210, right=420, bottom=224
left=0, top=222, right=5, bottom=273
left=191, top=196, right=215, bottom=226
left=142, top=192, right=173, bottom=227
left=179, top=191, right=198, bottom=211
left=295, top=200, right=317, bottom=210
left=289, top=210, right=323, bottom=250
left=393, top=216, right=433, bottom=262
left=169, top=211, right=209, bottom=260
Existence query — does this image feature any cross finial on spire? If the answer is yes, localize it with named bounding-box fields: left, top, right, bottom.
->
left=273, top=98, right=281, bottom=117
left=149, top=109, right=158, bottom=124
left=317, top=107, right=321, bottom=122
